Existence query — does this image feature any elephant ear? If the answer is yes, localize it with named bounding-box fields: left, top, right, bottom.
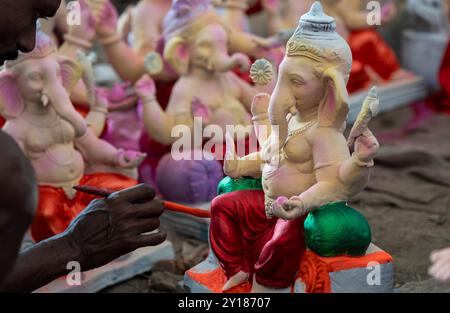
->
left=163, top=36, right=190, bottom=76
left=0, top=70, right=24, bottom=119
left=318, top=67, right=349, bottom=129
left=58, top=56, right=83, bottom=94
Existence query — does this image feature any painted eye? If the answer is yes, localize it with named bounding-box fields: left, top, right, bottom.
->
left=290, top=78, right=304, bottom=86
left=29, top=73, right=42, bottom=81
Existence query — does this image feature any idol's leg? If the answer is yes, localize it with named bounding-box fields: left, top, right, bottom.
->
left=253, top=214, right=307, bottom=290
left=209, top=189, right=272, bottom=290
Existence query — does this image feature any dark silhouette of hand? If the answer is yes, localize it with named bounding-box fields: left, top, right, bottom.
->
left=64, top=184, right=166, bottom=271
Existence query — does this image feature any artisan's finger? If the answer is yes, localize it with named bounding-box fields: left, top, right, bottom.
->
left=132, top=199, right=165, bottom=218
left=128, top=218, right=161, bottom=235
left=133, top=231, right=167, bottom=249
left=110, top=183, right=156, bottom=203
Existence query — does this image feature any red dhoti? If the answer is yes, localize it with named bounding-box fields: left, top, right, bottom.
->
left=31, top=172, right=137, bottom=242
left=210, top=190, right=307, bottom=288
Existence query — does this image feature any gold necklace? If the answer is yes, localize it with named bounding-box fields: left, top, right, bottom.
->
left=288, top=119, right=317, bottom=137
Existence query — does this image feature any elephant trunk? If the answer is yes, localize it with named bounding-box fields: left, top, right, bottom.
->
left=44, top=79, right=87, bottom=138
left=268, top=83, right=296, bottom=153
left=213, top=52, right=249, bottom=73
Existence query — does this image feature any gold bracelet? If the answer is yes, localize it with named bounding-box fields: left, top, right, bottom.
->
left=99, top=34, right=122, bottom=46
left=352, top=152, right=374, bottom=168
left=63, top=34, right=92, bottom=50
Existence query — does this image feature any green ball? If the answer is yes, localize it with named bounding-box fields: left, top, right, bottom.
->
left=304, top=202, right=372, bottom=257
left=217, top=176, right=263, bottom=196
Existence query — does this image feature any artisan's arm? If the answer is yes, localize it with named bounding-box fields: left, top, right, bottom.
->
left=0, top=234, right=79, bottom=293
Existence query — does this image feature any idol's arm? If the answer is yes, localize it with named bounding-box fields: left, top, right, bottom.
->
left=300, top=126, right=372, bottom=209
left=74, top=128, right=120, bottom=166
left=141, top=88, right=193, bottom=146
left=224, top=150, right=263, bottom=179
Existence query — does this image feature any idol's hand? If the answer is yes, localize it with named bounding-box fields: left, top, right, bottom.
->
left=65, top=0, right=96, bottom=43
left=261, top=0, right=280, bottom=16
left=381, top=2, right=397, bottom=24
left=91, top=87, right=109, bottom=112
left=354, top=128, right=379, bottom=164
left=88, top=0, right=119, bottom=39
left=116, top=149, right=147, bottom=168
left=224, top=133, right=241, bottom=178
left=134, top=75, right=157, bottom=100
left=271, top=196, right=308, bottom=220
left=429, top=247, right=450, bottom=282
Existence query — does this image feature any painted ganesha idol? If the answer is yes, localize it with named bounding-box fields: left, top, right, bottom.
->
left=0, top=31, right=145, bottom=243
left=135, top=0, right=268, bottom=204
left=185, top=2, right=394, bottom=293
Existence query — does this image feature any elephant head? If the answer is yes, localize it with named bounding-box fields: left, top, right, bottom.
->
left=0, top=31, right=87, bottom=137
left=269, top=2, right=352, bottom=150
left=162, top=0, right=250, bottom=76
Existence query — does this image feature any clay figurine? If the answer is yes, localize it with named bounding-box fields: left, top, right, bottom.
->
left=274, top=0, right=409, bottom=93
left=0, top=31, right=145, bottom=242
left=133, top=0, right=275, bottom=203
left=429, top=247, right=450, bottom=282
left=209, top=2, right=380, bottom=292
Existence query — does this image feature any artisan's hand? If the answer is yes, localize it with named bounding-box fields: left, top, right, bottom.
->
left=116, top=149, right=147, bottom=168
left=63, top=184, right=166, bottom=271
left=429, top=247, right=450, bottom=282
left=354, top=128, right=379, bottom=164
left=271, top=196, right=308, bottom=220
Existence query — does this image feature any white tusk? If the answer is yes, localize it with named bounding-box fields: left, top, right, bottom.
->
left=41, top=93, right=49, bottom=107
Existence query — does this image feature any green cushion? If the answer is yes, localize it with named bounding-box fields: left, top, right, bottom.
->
left=217, top=176, right=263, bottom=196
left=304, top=201, right=372, bottom=257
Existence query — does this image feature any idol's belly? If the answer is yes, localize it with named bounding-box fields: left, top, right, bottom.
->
left=262, top=161, right=316, bottom=200
left=32, top=144, right=84, bottom=186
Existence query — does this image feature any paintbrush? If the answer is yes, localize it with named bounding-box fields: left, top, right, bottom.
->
left=73, top=185, right=211, bottom=218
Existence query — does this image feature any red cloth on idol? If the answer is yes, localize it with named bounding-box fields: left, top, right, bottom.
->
left=210, top=189, right=307, bottom=288
left=31, top=172, right=137, bottom=242
left=347, top=29, right=400, bottom=93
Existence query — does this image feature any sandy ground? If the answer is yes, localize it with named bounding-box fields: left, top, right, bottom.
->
left=100, top=105, right=450, bottom=293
